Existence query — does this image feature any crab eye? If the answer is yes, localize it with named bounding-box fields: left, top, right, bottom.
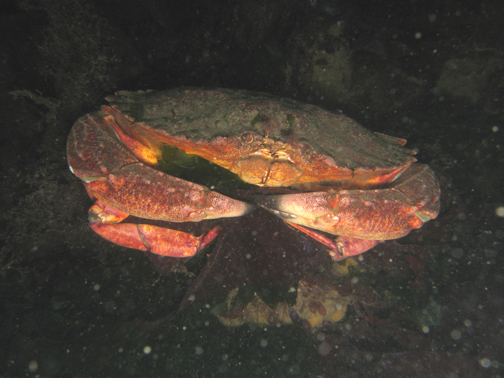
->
left=241, top=132, right=255, bottom=144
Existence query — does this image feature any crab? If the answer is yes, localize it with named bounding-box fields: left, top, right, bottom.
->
left=67, top=88, right=440, bottom=261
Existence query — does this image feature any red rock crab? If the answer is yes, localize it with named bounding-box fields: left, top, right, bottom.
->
left=67, top=88, right=440, bottom=261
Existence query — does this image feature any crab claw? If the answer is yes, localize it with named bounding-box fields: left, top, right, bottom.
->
left=256, top=164, right=440, bottom=241
left=68, top=111, right=255, bottom=257
left=69, top=113, right=254, bottom=223
left=83, top=166, right=254, bottom=223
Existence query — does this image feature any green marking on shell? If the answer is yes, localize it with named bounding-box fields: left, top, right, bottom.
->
left=250, top=113, right=267, bottom=127
left=287, top=114, right=295, bottom=127
left=157, top=145, right=256, bottom=195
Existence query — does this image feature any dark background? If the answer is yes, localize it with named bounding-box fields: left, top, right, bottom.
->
left=1, top=0, right=503, bottom=376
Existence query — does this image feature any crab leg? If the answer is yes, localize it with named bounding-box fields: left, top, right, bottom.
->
left=86, top=200, right=219, bottom=257
left=90, top=218, right=219, bottom=258
left=287, top=223, right=380, bottom=261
